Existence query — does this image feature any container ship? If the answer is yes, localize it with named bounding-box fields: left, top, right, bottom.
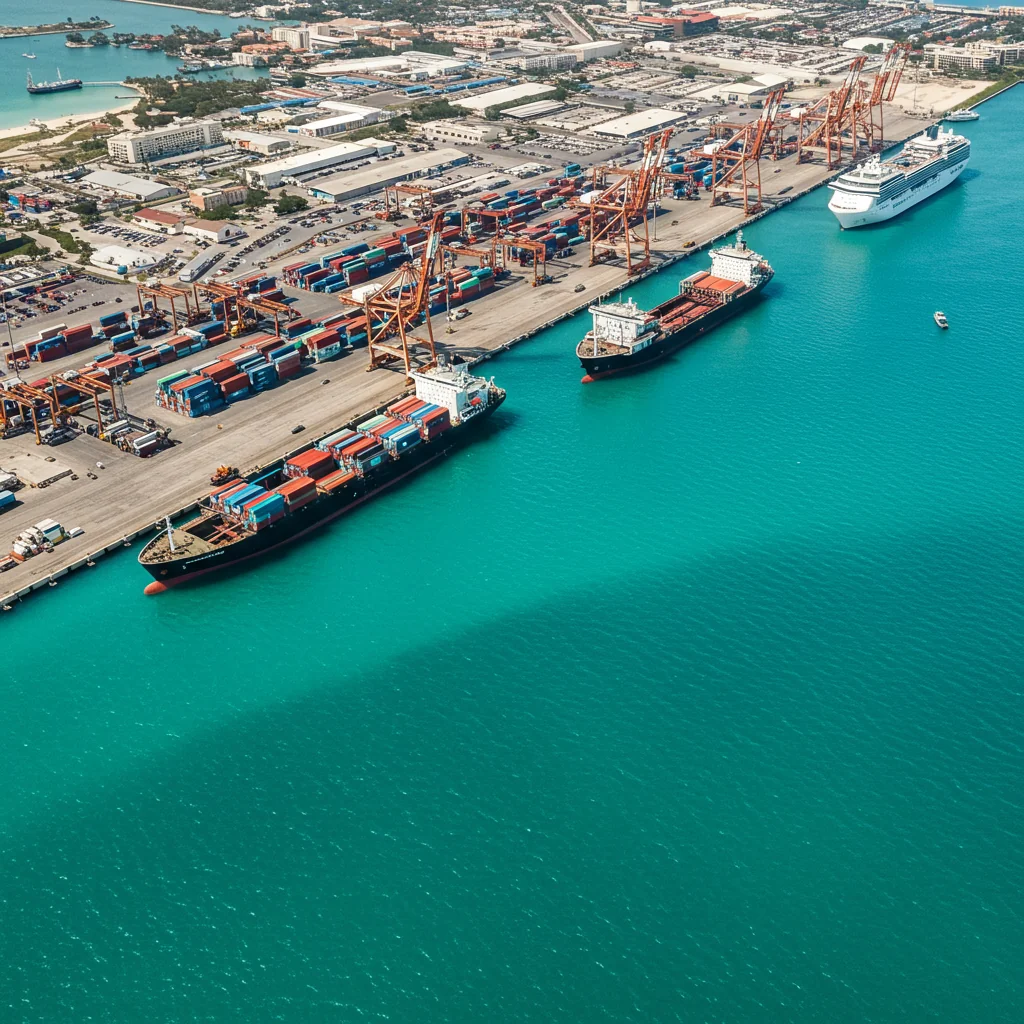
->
left=576, top=233, right=772, bottom=382
left=827, top=125, right=970, bottom=229
left=139, top=363, right=504, bottom=593
left=26, top=69, right=83, bottom=94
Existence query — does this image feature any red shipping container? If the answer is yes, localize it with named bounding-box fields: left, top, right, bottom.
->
left=370, top=417, right=402, bottom=437
left=221, top=373, right=250, bottom=395
left=317, top=469, right=356, bottom=493
left=210, top=478, right=244, bottom=500
left=284, top=450, right=334, bottom=480
left=201, top=360, right=237, bottom=383
left=169, top=374, right=206, bottom=394
left=275, top=475, right=317, bottom=502
left=158, top=348, right=177, bottom=364
left=338, top=436, right=377, bottom=461
left=36, top=343, right=68, bottom=362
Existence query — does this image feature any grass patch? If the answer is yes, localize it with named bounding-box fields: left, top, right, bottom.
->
left=37, top=225, right=92, bottom=258
left=0, top=130, right=53, bottom=155
left=0, top=237, right=50, bottom=259
left=960, top=73, right=1024, bottom=107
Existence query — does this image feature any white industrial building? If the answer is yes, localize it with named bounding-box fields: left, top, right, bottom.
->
left=297, top=103, right=386, bottom=137
left=454, top=82, right=556, bottom=114
left=90, top=245, right=159, bottom=274
left=222, top=130, right=293, bottom=156
left=501, top=100, right=567, bottom=121
left=420, top=120, right=502, bottom=145
left=80, top=170, right=180, bottom=202
left=589, top=107, right=686, bottom=139
left=568, top=40, right=626, bottom=61
left=693, top=80, right=776, bottom=103
left=183, top=220, right=247, bottom=244
left=307, top=148, right=471, bottom=203
left=244, top=139, right=396, bottom=188
left=106, top=120, right=224, bottom=164
left=309, top=52, right=469, bottom=80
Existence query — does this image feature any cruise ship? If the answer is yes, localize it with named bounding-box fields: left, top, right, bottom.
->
left=827, top=126, right=970, bottom=229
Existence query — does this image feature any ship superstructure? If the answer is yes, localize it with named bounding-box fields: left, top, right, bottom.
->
left=576, top=234, right=772, bottom=382
left=827, top=125, right=970, bottom=228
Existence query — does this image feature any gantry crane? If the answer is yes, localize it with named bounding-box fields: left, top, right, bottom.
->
left=587, top=128, right=673, bottom=275
left=798, top=55, right=867, bottom=168
left=710, top=86, right=787, bottom=213
left=366, top=211, right=444, bottom=379
left=51, top=369, right=117, bottom=436
left=136, top=282, right=200, bottom=334
left=0, top=380, right=60, bottom=445
left=850, top=42, right=911, bottom=155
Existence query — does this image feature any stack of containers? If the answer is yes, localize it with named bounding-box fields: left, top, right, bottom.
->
left=274, top=476, right=318, bottom=510
left=99, top=311, right=128, bottom=338
left=246, top=361, right=277, bottom=392
left=271, top=344, right=301, bottom=381
left=33, top=335, right=68, bottom=362
left=64, top=324, right=97, bottom=355
left=223, top=483, right=266, bottom=517
left=315, top=468, right=356, bottom=494
left=284, top=449, right=334, bottom=480
left=109, top=331, right=138, bottom=352
left=245, top=492, right=286, bottom=531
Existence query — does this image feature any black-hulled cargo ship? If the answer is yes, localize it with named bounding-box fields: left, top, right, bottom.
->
left=26, top=69, right=83, bottom=95
left=139, top=364, right=504, bottom=593
left=576, top=233, right=772, bottom=382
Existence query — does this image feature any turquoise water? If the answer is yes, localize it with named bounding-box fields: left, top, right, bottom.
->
left=3, top=88, right=1024, bottom=1022
left=0, top=1, right=267, bottom=129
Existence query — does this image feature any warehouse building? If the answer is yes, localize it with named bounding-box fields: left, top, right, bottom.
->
left=501, top=100, right=567, bottom=121
left=306, top=148, right=470, bottom=203
left=568, top=40, right=625, bottom=61
left=183, top=220, right=247, bottom=244
left=421, top=120, right=502, bottom=145
left=454, top=82, right=556, bottom=114
left=589, top=107, right=686, bottom=139
left=244, top=139, right=396, bottom=188
left=223, top=130, right=293, bottom=155
left=80, top=170, right=180, bottom=202
left=106, top=120, right=224, bottom=164
left=134, top=208, right=186, bottom=234
left=297, top=103, right=386, bottom=138
left=90, top=245, right=159, bottom=274
left=693, top=80, right=776, bottom=103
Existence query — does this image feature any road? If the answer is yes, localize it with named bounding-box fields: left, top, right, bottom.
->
left=548, top=5, right=594, bottom=44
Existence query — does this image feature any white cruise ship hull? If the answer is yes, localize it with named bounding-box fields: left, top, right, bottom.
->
left=828, top=152, right=969, bottom=229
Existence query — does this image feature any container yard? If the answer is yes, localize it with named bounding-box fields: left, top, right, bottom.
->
left=1, top=92, right=934, bottom=606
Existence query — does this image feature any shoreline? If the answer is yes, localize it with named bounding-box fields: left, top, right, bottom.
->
left=0, top=91, right=142, bottom=142
left=109, top=0, right=241, bottom=13
left=0, top=22, right=115, bottom=39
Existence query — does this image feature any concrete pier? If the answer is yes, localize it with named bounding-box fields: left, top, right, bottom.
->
left=0, top=109, right=934, bottom=609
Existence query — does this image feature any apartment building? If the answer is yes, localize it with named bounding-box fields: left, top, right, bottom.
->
left=106, top=121, right=224, bottom=165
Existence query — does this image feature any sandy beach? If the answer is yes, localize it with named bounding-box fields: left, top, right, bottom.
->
left=0, top=95, right=141, bottom=145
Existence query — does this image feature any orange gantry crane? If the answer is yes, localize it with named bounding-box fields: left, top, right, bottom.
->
left=51, top=370, right=117, bottom=436
left=850, top=42, right=911, bottom=155
left=0, top=380, right=60, bottom=445
left=136, top=282, right=200, bottom=334
left=710, top=86, right=787, bottom=213
left=193, top=280, right=296, bottom=337
left=587, top=128, right=673, bottom=275
left=797, top=56, right=867, bottom=168
left=366, top=211, right=444, bottom=379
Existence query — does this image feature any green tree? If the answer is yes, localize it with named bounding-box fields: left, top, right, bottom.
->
left=680, top=64, right=698, bottom=78
left=623, top=100, right=636, bottom=114
left=274, top=192, right=308, bottom=215
left=243, top=188, right=269, bottom=209
left=288, top=73, right=307, bottom=87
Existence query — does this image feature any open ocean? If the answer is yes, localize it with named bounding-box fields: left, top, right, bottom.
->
left=2, top=81, right=1023, bottom=1023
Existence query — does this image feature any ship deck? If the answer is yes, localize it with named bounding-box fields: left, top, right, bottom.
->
left=140, top=513, right=248, bottom=564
